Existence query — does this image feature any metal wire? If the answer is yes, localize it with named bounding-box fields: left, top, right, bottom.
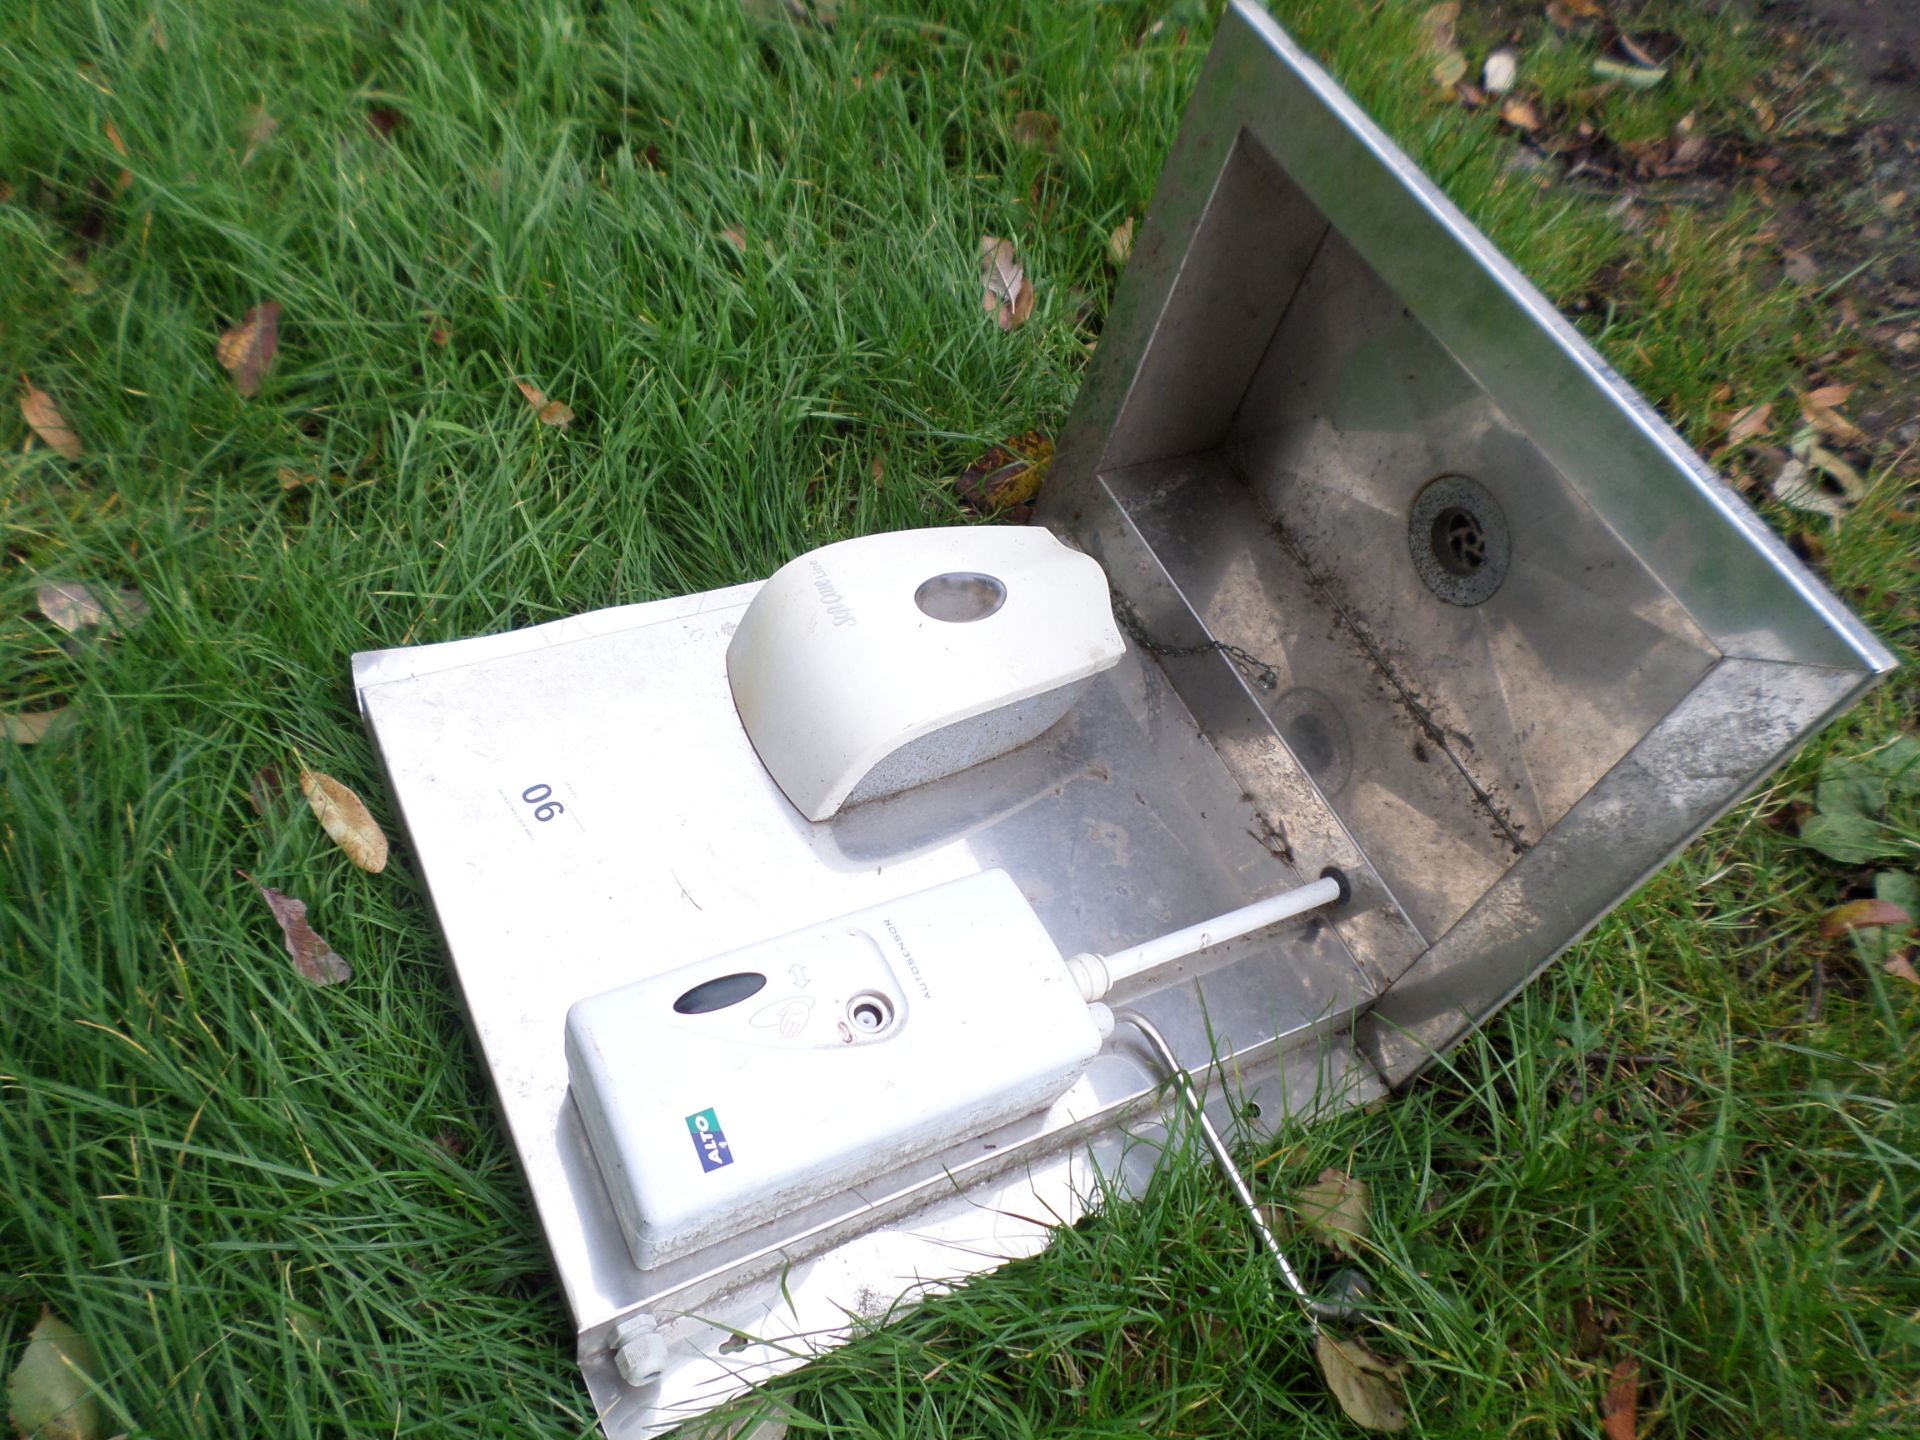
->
left=1116, top=1009, right=1341, bottom=1329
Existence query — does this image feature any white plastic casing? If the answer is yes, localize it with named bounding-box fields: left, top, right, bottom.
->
left=725, top=527, right=1124, bottom=821
left=564, top=869, right=1104, bottom=1270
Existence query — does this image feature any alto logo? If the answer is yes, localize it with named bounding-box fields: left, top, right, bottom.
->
left=685, top=1107, right=733, bottom=1173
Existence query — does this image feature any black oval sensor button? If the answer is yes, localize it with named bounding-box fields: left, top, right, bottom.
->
left=672, top=971, right=768, bottom=1014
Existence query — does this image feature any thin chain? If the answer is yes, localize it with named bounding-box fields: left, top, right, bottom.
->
left=1112, top=592, right=1280, bottom=692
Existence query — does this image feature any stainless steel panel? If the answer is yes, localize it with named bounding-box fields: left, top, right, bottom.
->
left=1356, top=656, right=1872, bottom=1081
left=1038, top=0, right=1893, bottom=1076
left=354, top=585, right=1384, bottom=1437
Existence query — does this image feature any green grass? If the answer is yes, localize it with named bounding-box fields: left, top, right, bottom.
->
left=3, top=1, right=1915, bottom=1436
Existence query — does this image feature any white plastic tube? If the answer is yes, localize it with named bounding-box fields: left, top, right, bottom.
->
left=1064, top=873, right=1344, bottom=1003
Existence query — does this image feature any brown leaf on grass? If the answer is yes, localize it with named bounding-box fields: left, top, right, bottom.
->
left=248, top=763, right=287, bottom=815
left=515, top=380, right=574, bottom=429
left=7, top=1308, right=106, bottom=1440
left=21, top=383, right=83, bottom=460
left=869, top=454, right=884, bottom=488
left=1886, top=953, right=1919, bottom=985
left=1499, top=97, right=1542, bottom=131
left=1602, top=1357, right=1639, bottom=1440
left=1107, top=216, right=1135, bottom=267
left=979, top=236, right=1035, bottom=331
left=217, top=302, right=282, bottom=397
left=718, top=226, right=747, bottom=254
left=1314, top=1332, right=1409, bottom=1432
left=956, top=432, right=1053, bottom=512
left=1724, top=402, right=1772, bottom=446
left=1799, top=388, right=1866, bottom=448
left=1821, top=899, right=1911, bottom=937
left=1432, top=50, right=1468, bottom=89
left=1296, top=1168, right=1370, bottom=1257
left=37, top=580, right=148, bottom=636
left=1011, top=110, right=1060, bottom=153
left=367, top=105, right=402, bottom=140
left=300, top=768, right=389, bottom=872
left=1571, top=1297, right=1606, bottom=1358
left=3, top=709, right=68, bottom=745
left=104, top=118, right=133, bottom=193
left=240, top=105, right=280, bottom=166
left=249, top=878, right=351, bottom=985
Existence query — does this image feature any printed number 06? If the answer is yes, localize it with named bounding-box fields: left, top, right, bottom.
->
left=522, top=784, right=565, bottom=822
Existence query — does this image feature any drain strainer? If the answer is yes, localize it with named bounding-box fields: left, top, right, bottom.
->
left=1409, top=475, right=1509, bottom=607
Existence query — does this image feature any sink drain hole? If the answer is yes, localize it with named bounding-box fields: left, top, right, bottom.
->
left=1409, top=476, right=1509, bottom=606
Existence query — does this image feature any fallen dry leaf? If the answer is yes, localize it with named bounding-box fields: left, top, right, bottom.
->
left=217, top=302, right=282, bottom=397
left=956, top=432, right=1052, bottom=512
left=1602, top=1357, right=1639, bottom=1440
left=300, top=767, right=389, bottom=872
left=719, top=226, right=747, bottom=254
left=1821, top=898, right=1911, bottom=937
left=979, top=236, right=1035, bottom=332
left=1315, top=1332, right=1408, bottom=1432
left=248, top=762, right=287, bottom=815
left=240, top=104, right=280, bottom=166
left=37, top=580, right=148, bottom=636
left=21, top=383, right=83, bottom=460
left=1420, top=2, right=1467, bottom=89
left=7, top=1308, right=105, bottom=1440
left=250, top=878, right=351, bottom=985
left=104, top=118, right=133, bottom=192
left=3, top=709, right=68, bottom=745
left=515, top=379, right=575, bottom=429
left=1800, top=389, right=1866, bottom=448
left=1771, top=457, right=1849, bottom=526
left=1725, top=402, right=1772, bottom=446
left=1107, top=216, right=1135, bottom=267
left=1886, top=953, right=1919, bottom=985
left=1593, top=55, right=1667, bottom=89
left=1295, top=1168, right=1370, bottom=1258
left=1011, top=110, right=1060, bottom=153
left=1499, top=97, right=1542, bottom=131
left=1792, top=435, right=1867, bottom=500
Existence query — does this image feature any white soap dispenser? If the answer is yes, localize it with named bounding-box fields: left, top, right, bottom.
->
left=725, top=527, right=1125, bottom=821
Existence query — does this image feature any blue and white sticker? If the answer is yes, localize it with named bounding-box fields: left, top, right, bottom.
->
left=685, top=1107, right=733, bottom=1172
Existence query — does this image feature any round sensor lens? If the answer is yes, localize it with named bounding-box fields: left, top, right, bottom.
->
left=914, top=572, right=1006, bottom=623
